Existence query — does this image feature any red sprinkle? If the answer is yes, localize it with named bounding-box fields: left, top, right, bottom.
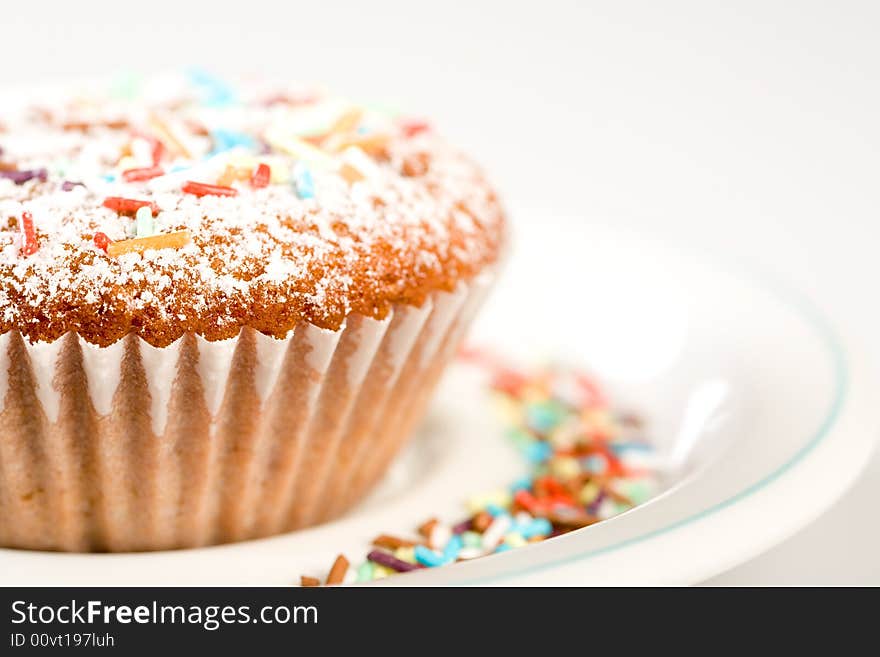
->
left=93, top=232, right=111, bottom=253
left=514, top=489, right=541, bottom=513
left=150, top=138, right=165, bottom=166
left=20, top=212, right=38, bottom=256
left=490, top=368, right=528, bottom=397
left=182, top=181, right=238, bottom=198
left=122, top=166, right=164, bottom=183
left=250, top=163, right=271, bottom=189
left=400, top=118, right=430, bottom=138
left=596, top=444, right=626, bottom=477
left=576, top=373, right=608, bottom=408
left=102, top=197, right=159, bottom=216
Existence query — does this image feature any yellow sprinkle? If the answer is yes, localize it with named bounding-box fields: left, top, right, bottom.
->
left=329, top=108, right=363, bottom=135
left=493, top=395, right=524, bottom=426
left=394, top=547, right=416, bottom=564
left=149, top=112, right=193, bottom=159
left=582, top=408, right=616, bottom=436
left=107, top=230, right=191, bottom=257
left=371, top=564, right=392, bottom=579
left=117, top=155, right=139, bottom=171
left=264, top=130, right=337, bottom=170
left=466, top=490, right=512, bottom=514
left=217, top=165, right=251, bottom=187
left=550, top=456, right=581, bottom=481
left=227, top=155, right=290, bottom=184
left=579, top=481, right=600, bottom=505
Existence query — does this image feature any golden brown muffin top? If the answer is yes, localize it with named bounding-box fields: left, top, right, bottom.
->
left=0, top=73, right=505, bottom=346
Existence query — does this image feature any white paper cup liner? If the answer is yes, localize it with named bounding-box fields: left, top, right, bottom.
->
left=0, top=272, right=494, bottom=552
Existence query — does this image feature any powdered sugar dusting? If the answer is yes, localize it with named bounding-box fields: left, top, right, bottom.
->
left=0, top=73, right=504, bottom=346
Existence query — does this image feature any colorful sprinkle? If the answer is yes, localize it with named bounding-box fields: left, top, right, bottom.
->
left=1, top=168, right=48, bottom=185
left=181, top=181, right=238, bottom=198
left=400, top=118, right=430, bottom=137
left=293, top=164, right=315, bottom=200
left=122, top=166, right=164, bottom=183
left=93, top=232, right=111, bottom=253
left=210, top=129, right=257, bottom=154
left=298, top=355, right=659, bottom=586
left=371, top=534, right=416, bottom=550
left=106, top=230, right=191, bottom=257
left=366, top=549, right=421, bottom=573
left=265, top=132, right=336, bottom=170
left=356, top=561, right=375, bottom=582
left=19, top=212, right=38, bottom=256
left=135, top=205, right=156, bottom=238
left=102, top=197, right=159, bottom=217
left=414, top=545, right=445, bottom=568
left=339, top=162, right=365, bottom=184
left=250, top=163, right=271, bottom=189
left=325, top=554, right=349, bottom=586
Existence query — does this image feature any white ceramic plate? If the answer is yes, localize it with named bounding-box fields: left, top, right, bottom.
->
left=3, top=214, right=877, bottom=586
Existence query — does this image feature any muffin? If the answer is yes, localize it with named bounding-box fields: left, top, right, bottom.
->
left=0, top=73, right=506, bottom=552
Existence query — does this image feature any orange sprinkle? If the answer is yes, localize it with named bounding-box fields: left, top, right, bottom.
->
left=106, top=230, right=191, bottom=257
left=330, top=108, right=363, bottom=135
left=332, top=133, right=388, bottom=156
left=372, top=534, right=417, bottom=550
left=217, top=165, right=251, bottom=187
left=300, top=576, right=320, bottom=587
left=325, top=554, right=349, bottom=586
left=417, top=517, right=439, bottom=539
left=339, top=163, right=365, bottom=184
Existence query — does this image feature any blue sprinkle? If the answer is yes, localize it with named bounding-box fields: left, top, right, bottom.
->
left=583, top=455, right=607, bottom=474
left=495, top=543, right=513, bottom=553
left=442, top=534, right=462, bottom=562
left=414, top=545, right=446, bottom=568
left=485, top=503, right=507, bottom=517
left=188, top=68, right=236, bottom=107
left=520, top=517, right=553, bottom=539
left=294, top=165, right=315, bottom=200
left=103, top=174, right=116, bottom=182
left=610, top=442, right=653, bottom=455
left=509, top=516, right=528, bottom=535
left=526, top=403, right=561, bottom=432
left=169, top=164, right=190, bottom=174
left=523, top=441, right=553, bottom=464
left=210, top=129, right=257, bottom=154
left=509, top=476, right=532, bottom=493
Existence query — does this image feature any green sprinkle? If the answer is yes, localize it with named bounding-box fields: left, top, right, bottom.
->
left=356, top=561, right=374, bottom=582
left=110, top=72, right=142, bottom=100
left=462, top=531, right=482, bottom=549
left=135, top=206, right=155, bottom=238
left=618, top=480, right=652, bottom=505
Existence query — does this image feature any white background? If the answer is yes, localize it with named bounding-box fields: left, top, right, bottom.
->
left=2, top=0, right=878, bottom=584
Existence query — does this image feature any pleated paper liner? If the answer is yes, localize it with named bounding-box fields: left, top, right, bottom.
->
left=0, top=272, right=494, bottom=552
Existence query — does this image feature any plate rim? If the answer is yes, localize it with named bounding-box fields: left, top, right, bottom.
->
left=376, top=227, right=879, bottom=585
